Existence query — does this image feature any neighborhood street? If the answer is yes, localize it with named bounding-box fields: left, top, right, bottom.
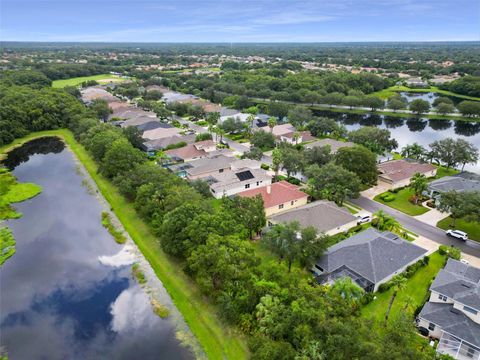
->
left=351, top=196, right=480, bottom=257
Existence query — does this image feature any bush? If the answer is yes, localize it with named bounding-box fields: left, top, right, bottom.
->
left=195, top=132, right=212, bottom=141
left=371, top=218, right=379, bottom=228
left=422, top=255, right=430, bottom=266
left=286, top=177, right=301, bottom=185
left=361, top=292, right=375, bottom=305
left=348, top=225, right=364, bottom=234
left=164, top=141, right=187, bottom=150
left=377, top=282, right=392, bottom=293
left=438, top=245, right=460, bottom=260
left=261, top=163, right=270, bottom=170
left=381, top=194, right=396, bottom=202
left=426, top=200, right=436, bottom=208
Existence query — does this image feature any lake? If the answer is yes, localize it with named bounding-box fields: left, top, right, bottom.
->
left=312, top=110, right=480, bottom=173
left=0, top=137, right=195, bottom=360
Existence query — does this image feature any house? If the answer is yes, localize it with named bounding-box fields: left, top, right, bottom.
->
left=142, top=127, right=182, bottom=141
left=80, top=87, right=118, bottom=104
left=279, top=131, right=316, bottom=145
left=304, top=139, right=355, bottom=153
left=238, top=181, right=308, bottom=216
left=142, top=134, right=196, bottom=154
left=164, top=140, right=216, bottom=162
left=417, top=259, right=480, bottom=360
left=268, top=200, right=358, bottom=236
left=313, top=228, right=428, bottom=292
left=185, top=155, right=235, bottom=180
left=377, top=159, right=437, bottom=189
left=255, top=123, right=295, bottom=138
left=208, top=168, right=272, bottom=199
left=427, top=174, right=480, bottom=200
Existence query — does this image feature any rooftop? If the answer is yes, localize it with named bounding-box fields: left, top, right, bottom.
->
left=238, top=180, right=308, bottom=208
left=429, top=175, right=480, bottom=194
left=186, top=155, right=233, bottom=177
left=378, top=159, right=437, bottom=183
left=165, top=143, right=208, bottom=161
left=304, top=138, right=355, bottom=153
left=210, top=168, right=271, bottom=193
left=142, top=127, right=182, bottom=141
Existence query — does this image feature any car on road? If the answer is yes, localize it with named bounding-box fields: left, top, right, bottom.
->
left=356, top=214, right=371, bottom=225
left=446, top=229, right=468, bottom=241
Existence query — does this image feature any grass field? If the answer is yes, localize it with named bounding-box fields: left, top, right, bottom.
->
left=433, top=166, right=460, bottom=179
left=1, top=130, right=249, bottom=360
left=374, top=188, right=430, bottom=216
left=437, top=217, right=480, bottom=242
left=372, top=85, right=480, bottom=101
left=362, top=251, right=446, bottom=323
left=52, top=74, right=126, bottom=88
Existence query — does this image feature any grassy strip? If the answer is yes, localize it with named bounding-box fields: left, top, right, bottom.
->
left=151, top=298, right=170, bottom=318
left=0, top=227, right=16, bottom=266
left=362, top=251, right=446, bottom=323
left=101, top=212, right=127, bottom=244
left=52, top=74, right=125, bottom=88
left=374, top=188, right=430, bottom=216
left=437, top=217, right=480, bottom=242
left=372, top=85, right=480, bottom=101
left=132, top=263, right=147, bottom=284
left=2, top=130, right=248, bottom=360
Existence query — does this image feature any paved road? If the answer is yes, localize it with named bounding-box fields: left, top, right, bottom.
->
left=351, top=196, right=480, bottom=257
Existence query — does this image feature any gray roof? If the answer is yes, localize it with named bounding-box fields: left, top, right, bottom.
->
left=270, top=200, right=357, bottom=233
left=430, top=258, right=480, bottom=311
left=142, top=134, right=196, bottom=152
left=428, top=176, right=480, bottom=194
left=186, top=155, right=233, bottom=177
left=316, top=228, right=427, bottom=284
left=210, top=168, right=271, bottom=193
left=135, top=121, right=168, bottom=132
left=419, top=302, right=480, bottom=348
left=219, top=108, right=240, bottom=117
left=304, top=139, right=355, bottom=153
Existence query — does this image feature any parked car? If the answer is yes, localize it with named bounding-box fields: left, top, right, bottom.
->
left=356, top=214, right=371, bottom=225
left=460, top=259, right=470, bottom=265
left=446, top=229, right=468, bottom=241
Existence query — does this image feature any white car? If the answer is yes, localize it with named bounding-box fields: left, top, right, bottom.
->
left=356, top=215, right=371, bottom=225
left=446, top=229, right=468, bottom=241
left=460, top=259, right=470, bottom=265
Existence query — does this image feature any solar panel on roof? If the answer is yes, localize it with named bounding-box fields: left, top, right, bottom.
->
left=236, top=170, right=254, bottom=181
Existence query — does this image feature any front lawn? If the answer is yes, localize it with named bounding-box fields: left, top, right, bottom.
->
left=374, top=188, right=430, bottom=216
left=362, top=251, right=447, bottom=323
left=437, top=217, right=480, bottom=242
left=432, top=166, right=459, bottom=180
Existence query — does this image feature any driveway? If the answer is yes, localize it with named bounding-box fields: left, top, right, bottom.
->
left=414, top=207, right=449, bottom=227
left=361, top=181, right=392, bottom=199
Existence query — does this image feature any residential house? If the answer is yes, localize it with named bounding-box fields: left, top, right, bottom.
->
left=279, top=131, right=316, bottom=145
left=142, top=127, right=182, bottom=141
left=164, top=140, right=216, bottom=162
left=80, top=87, right=118, bottom=104
left=268, top=200, right=358, bottom=236
left=238, top=180, right=308, bottom=216
left=142, top=134, right=196, bottom=154
left=378, top=159, right=437, bottom=189
left=313, top=228, right=428, bottom=292
left=184, top=155, right=235, bottom=180
left=304, top=139, right=355, bottom=154
left=255, top=123, right=295, bottom=138
left=427, top=174, right=480, bottom=200
left=208, top=168, right=272, bottom=199
left=417, top=259, right=480, bottom=360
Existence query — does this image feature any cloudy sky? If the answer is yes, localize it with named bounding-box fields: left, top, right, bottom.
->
left=1, top=0, right=479, bottom=42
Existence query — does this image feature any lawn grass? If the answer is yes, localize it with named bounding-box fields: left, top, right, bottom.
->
left=362, top=251, right=446, bottom=323
left=1, top=130, right=249, bottom=360
left=372, top=85, right=480, bottom=102
left=437, top=217, right=480, bottom=242
left=374, top=188, right=430, bottom=216
left=52, top=74, right=125, bottom=88
left=0, top=227, right=16, bottom=266
left=432, top=166, right=460, bottom=180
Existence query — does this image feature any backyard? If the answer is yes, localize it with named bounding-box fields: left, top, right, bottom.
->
left=437, top=217, right=480, bottom=242
left=362, top=251, right=447, bottom=323
left=52, top=74, right=126, bottom=88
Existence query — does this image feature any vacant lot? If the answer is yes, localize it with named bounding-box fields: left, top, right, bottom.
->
left=52, top=74, right=125, bottom=88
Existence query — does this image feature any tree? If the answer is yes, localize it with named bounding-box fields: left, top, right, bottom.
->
left=348, top=127, right=398, bottom=154
left=304, top=146, right=332, bottom=167
left=122, top=126, right=144, bottom=149
left=409, top=99, right=430, bottom=115
left=189, top=179, right=212, bottom=198
left=454, top=139, right=479, bottom=171
left=335, top=145, right=378, bottom=185
left=373, top=210, right=401, bottom=233
left=384, top=275, right=407, bottom=326
left=206, top=111, right=220, bottom=126
left=307, top=117, right=347, bottom=138
left=267, top=117, right=277, bottom=133
left=100, top=138, right=146, bottom=178
left=251, top=130, right=276, bottom=150
left=243, top=146, right=264, bottom=160
left=223, top=195, right=266, bottom=239
left=89, top=99, right=112, bottom=121
left=82, top=126, right=123, bottom=161
left=195, top=132, right=213, bottom=141
left=409, top=172, right=428, bottom=204
left=220, top=117, right=244, bottom=134
left=144, top=89, right=163, bottom=101
left=401, top=143, right=426, bottom=160
left=343, top=95, right=361, bottom=109
left=437, top=191, right=467, bottom=227
left=433, top=97, right=454, bottom=107
left=457, top=100, right=480, bottom=117
left=387, top=95, right=407, bottom=112
left=429, top=138, right=457, bottom=168
left=322, top=92, right=344, bottom=107
left=435, top=102, right=455, bottom=115
left=306, top=163, right=361, bottom=206
left=278, top=145, right=304, bottom=178
left=362, top=96, right=384, bottom=111
left=271, top=148, right=282, bottom=181
left=288, top=106, right=312, bottom=128
left=330, top=277, right=364, bottom=304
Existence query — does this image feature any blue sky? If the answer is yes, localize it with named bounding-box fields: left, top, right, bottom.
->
left=1, top=0, right=479, bottom=42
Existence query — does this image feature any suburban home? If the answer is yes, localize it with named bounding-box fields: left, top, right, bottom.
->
left=238, top=180, right=308, bottom=216
left=142, top=127, right=182, bottom=141
left=184, top=155, right=236, bottom=180
left=255, top=123, right=295, bottom=138
left=142, top=134, right=196, bottom=154
left=268, top=200, right=358, bottom=236
left=427, top=174, right=480, bottom=201
left=164, top=140, right=216, bottom=162
left=80, top=87, right=118, bottom=104
left=208, top=168, right=272, bottom=199
left=378, top=159, right=437, bottom=189
left=304, top=138, right=355, bottom=153
left=313, top=228, right=428, bottom=292
left=417, top=259, right=480, bottom=360
left=279, top=131, right=316, bottom=145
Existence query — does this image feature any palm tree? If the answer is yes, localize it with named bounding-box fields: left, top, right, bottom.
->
left=217, top=128, right=226, bottom=143
left=409, top=172, right=428, bottom=205
left=245, top=114, right=256, bottom=138
left=272, top=148, right=282, bottom=182
left=293, top=131, right=301, bottom=145
left=384, top=275, right=407, bottom=326
left=373, top=210, right=401, bottom=233
left=268, top=116, right=277, bottom=133
left=401, top=143, right=426, bottom=160
left=331, top=277, right=364, bottom=305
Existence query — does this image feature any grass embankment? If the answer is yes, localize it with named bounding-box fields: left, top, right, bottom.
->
left=0, top=227, right=15, bottom=266
left=52, top=74, right=125, bottom=88
left=437, top=217, right=480, bottom=242
left=101, top=212, right=126, bottom=244
left=374, top=188, right=430, bottom=216
left=372, top=85, right=480, bottom=102
left=433, top=166, right=459, bottom=179
left=362, top=251, right=447, bottom=323
left=2, top=130, right=248, bottom=360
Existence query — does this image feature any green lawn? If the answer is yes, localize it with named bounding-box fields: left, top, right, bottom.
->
left=1, top=130, right=249, bottom=360
left=432, top=166, right=460, bottom=180
left=52, top=74, right=126, bottom=88
left=374, top=188, right=430, bottom=216
left=437, top=217, right=480, bottom=242
left=372, top=85, right=480, bottom=102
left=362, top=251, right=447, bottom=323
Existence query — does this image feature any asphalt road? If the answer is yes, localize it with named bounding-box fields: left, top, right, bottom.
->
left=350, top=196, right=480, bottom=257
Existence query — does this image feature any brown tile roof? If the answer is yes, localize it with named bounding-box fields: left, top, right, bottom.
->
left=165, top=144, right=207, bottom=160
left=378, top=160, right=437, bottom=183
left=238, top=181, right=308, bottom=208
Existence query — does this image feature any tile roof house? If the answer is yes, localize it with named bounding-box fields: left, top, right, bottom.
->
left=268, top=200, right=358, bottom=236
left=255, top=123, right=295, bottom=137
left=378, top=159, right=437, bottom=189
left=80, top=87, right=118, bottom=104
left=279, top=131, right=316, bottom=145
left=164, top=141, right=216, bottom=162
left=304, top=138, right=355, bottom=153
left=417, top=259, right=480, bottom=360
left=208, top=168, right=272, bottom=199
left=142, top=127, right=182, bottom=141
left=238, top=181, right=308, bottom=216
left=313, top=228, right=428, bottom=292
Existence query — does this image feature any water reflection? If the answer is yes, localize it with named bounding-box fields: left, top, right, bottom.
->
left=406, top=118, right=428, bottom=132
left=1, top=138, right=192, bottom=360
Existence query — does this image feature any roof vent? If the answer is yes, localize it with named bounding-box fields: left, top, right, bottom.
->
left=450, top=308, right=461, bottom=315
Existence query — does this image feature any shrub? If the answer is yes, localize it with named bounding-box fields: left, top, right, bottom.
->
left=377, top=282, right=392, bottom=293
left=286, top=177, right=301, bottom=185
left=261, top=163, right=270, bottom=170
left=361, top=292, right=375, bottom=305
left=348, top=225, right=364, bottom=234
left=422, top=255, right=430, bottom=266
left=382, top=194, right=396, bottom=202
left=164, top=141, right=187, bottom=150
left=371, top=218, right=379, bottom=228
left=195, top=132, right=212, bottom=141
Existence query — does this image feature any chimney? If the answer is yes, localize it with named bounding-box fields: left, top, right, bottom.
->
left=266, top=185, right=271, bottom=194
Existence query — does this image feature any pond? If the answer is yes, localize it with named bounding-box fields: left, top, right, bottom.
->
left=0, top=137, right=195, bottom=360
left=312, top=110, right=480, bottom=174
left=397, top=91, right=463, bottom=105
